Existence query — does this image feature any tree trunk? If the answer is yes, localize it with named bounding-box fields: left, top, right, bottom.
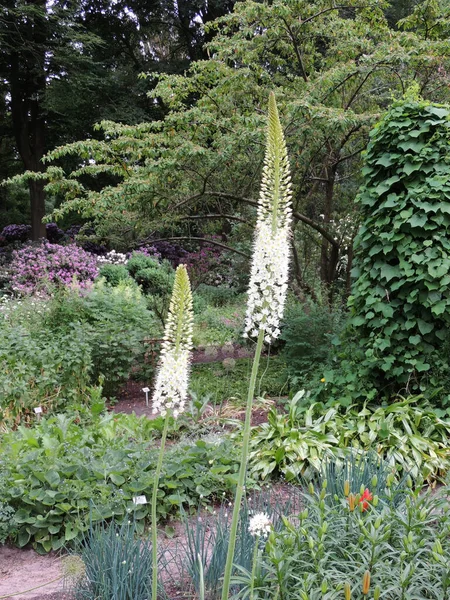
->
left=320, top=164, right=338, bottom=289
left=29, top=180, right=46, bottom=240
left=8, top=0, right=48, bottom=241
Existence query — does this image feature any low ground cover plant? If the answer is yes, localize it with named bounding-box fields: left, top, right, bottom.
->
left=0, top=411, right=241, bottom=553
left=249, top=393, right=450, bottom=481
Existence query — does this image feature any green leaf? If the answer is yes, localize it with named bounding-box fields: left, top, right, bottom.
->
left=380, top=264, right=400, bottom=282
left=18, top=529, right=31, bottom=547
left=417, top=320, right=433, bottom=335
left=45, top=470, right=61, bottom=487
left=64, top=523, right=79, bottom=541
left=428, top=263, right=449, bottom=278
left=408, top=214, right=427, bottom=228
left=109, top=473, right=126, bottom=485
left=415, top=361, right=430, bottom=372
left=425, top=106, right=448, bottom=119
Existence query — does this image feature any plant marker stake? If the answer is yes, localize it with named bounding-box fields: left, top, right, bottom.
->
left=142, top=387, right=150, bottom=407
left=34, top=406, right=42, bottom=420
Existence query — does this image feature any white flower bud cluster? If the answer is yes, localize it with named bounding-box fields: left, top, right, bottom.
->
left=97, top=250, right=128, bottom=265
left=244, top=93, right=292, bottom=344
left=152, top=265, right=193, bottom=419
left=248, top=512, right=272, bottom=537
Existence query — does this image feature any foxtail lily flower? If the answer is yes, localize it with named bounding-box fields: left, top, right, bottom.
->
left=244, top=91, right=293, bottom=344
left=151, top=264, right=193, bottom=418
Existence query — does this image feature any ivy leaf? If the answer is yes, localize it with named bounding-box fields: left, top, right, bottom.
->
left=380, top=264, right=400, bottom=282
left=408, top=213, right=427, bottom=228
left=425, top=106, right=448, bottom=119
left=431, top=301, right=447, bottom=316
left=417, top=320, right=434, bottom=335
left=428, top=263, right=449, bottom=278
left=376, top=153, right=394, bottom=167
left=403, top=162, right=421, bottom=176
left=415, top=361, right=430, bottom=372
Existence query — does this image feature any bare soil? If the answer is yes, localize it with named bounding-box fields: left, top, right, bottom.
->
left=0, top=545, right=70, bottom=600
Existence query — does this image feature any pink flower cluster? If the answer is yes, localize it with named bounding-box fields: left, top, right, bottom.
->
left=10, top=242, right=99, bottom=295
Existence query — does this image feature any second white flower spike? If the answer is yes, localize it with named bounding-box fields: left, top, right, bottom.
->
left=151, top=264, right=193, bottom=418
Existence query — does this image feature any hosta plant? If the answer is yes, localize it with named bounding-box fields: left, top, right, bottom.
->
left=249, top=393, right=450, bottom=481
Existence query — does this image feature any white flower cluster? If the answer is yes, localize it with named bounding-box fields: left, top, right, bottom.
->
left=97, top=250, right=128, bottom=265
left=152, top=350, right=191, bottom=418
left=244, top=93, right=292, bottom=344
left=152, top=265, right=193, bottom=418
left=248, top=512, right=272, bottom=537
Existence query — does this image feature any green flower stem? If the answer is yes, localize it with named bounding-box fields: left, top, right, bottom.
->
left=221, top=328, right=265, bottom=600
left=152, top=411, right=170, bottom=600
left=250, top=535, right=260, bottom=600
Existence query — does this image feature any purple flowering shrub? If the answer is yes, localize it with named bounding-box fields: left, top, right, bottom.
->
left=184, top=236, right=228, bottom=287
left=151, top=240, right=188, bottom=266
left=45, top=222, right=65, bottom=243
left=135, top=245, right=162, bottom=261
left=1, top=224, right=31, bottom=242
left=10, top=242, right=98, bottom=295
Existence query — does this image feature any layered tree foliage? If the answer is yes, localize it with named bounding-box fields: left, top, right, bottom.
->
left=10, top=0, right=450, bottom=292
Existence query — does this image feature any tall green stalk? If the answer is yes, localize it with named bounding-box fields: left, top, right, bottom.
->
left=151, top=412, right=170, bottom=600
left=221, top=329, right=264, bottom=600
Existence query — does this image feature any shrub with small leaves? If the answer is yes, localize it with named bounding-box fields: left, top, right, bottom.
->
left=1, top=223, right=31, bottom=242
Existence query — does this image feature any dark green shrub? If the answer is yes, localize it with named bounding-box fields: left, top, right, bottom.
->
left=281, top=302, right=345, bottom=383
left=98, top=263, right=131, bottom=286
left=0, top=322, right=93, bottom=423
left=348, top=99, right=450, bottom=396
left=126, top=252, right=160, bottom=278
left=61, top=281, right=156, bottom=397
left=0, top=282, right=157, bottom=412
left=126, top=252, right=174, bottom=323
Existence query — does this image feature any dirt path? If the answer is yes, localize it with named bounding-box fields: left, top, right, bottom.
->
left=0, top=546, right=69, bottom=600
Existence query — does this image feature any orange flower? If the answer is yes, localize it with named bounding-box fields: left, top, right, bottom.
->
left=359, top=488, right=373, bottom=511
left=347, top=493, right=356, bottom=512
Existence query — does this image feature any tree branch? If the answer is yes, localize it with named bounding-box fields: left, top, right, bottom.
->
left=173, top=191, right=340, bottom=248
left=181, top=213, right=251, bottom=226
left=144, top=236, right=251, bottom=259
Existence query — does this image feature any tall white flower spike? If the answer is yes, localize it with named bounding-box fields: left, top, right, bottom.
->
left=244, top=92, right=293, bottom=344
left=151, top=264, right=193, bottom=418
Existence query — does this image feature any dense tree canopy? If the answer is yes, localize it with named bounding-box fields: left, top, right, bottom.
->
left=20, top=0, right=450, bottom=293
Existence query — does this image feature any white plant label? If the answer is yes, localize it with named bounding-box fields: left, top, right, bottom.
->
left=133, top=495, right=147, bottom=505
left=142, top=387, right=150, bottom=393
left=34, top=407, right=43, bottom=414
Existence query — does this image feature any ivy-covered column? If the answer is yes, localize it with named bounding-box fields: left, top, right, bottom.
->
left=349, top=98, right=450, bottom=395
